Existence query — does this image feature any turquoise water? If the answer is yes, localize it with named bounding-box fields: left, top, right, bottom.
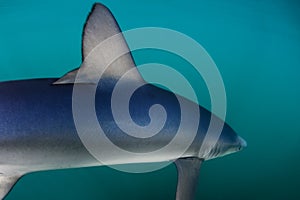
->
left=1, top=0, right=300, bottom=199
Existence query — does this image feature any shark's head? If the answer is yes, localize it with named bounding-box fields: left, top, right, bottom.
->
left=205, top=123, right=247, bottom=160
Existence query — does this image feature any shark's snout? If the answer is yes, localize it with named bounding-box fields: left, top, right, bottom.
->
left=237, top=136, right=247, bottom=149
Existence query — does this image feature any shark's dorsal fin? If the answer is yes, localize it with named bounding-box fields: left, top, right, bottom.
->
left=175, top=158, right=202, bottom=200
left=54, top=3, right=143, bottom=84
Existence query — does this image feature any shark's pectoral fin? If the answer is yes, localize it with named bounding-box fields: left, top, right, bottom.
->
left=0, top=174, right=23, bottom=199
left=175, top=157, right=202, bottom=200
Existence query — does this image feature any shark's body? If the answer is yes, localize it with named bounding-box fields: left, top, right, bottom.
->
left=0, top=78, right=239, bottom=169
left=0, top=3, right=246, bottom=200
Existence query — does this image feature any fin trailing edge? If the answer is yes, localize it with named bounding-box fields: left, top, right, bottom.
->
left=0, top=174, right=23, bottom=199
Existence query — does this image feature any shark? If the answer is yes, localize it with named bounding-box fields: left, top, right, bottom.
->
left=0, top=3, right=247, bottom=200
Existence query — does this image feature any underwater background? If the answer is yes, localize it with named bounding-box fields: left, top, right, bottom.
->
left=0, top=0, right=299, bottom=199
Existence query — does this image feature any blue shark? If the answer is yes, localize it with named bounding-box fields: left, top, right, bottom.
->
left=0, top=3, right=246, bottom=200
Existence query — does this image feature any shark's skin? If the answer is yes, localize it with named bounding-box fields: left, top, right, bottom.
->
left=0, top=78, right=245, bottom=199
left=0, top=78, right=243, bottom=169
left=0, top=3, right=246, bottom=200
